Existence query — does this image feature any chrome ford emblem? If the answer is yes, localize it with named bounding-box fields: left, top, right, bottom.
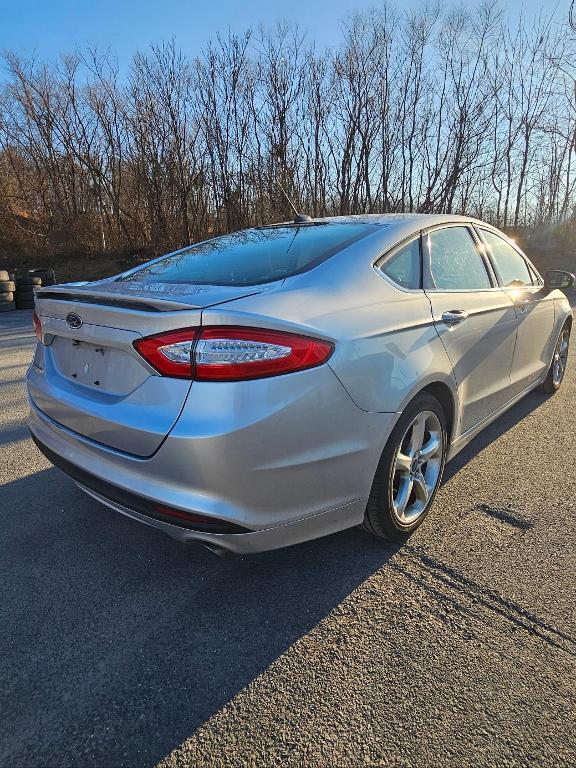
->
left=66, top=312, right=83, bottom=329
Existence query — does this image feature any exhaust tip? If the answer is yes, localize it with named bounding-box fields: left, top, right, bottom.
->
left=187, top=539, right=234, bottom=558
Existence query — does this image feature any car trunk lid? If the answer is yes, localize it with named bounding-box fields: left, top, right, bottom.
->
left=29, top=281, right=273, bottom=457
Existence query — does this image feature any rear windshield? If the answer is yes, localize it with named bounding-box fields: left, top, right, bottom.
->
left=118, top=223, right=374, bottom=286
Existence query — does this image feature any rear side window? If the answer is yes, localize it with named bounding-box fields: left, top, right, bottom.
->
left=424, top=227, right=492, bottom=290
left=118, top=224, right=374, bottom=287
left=377, top=238, right=421, bottom=289
left=480, top=230, right=533, bottom=287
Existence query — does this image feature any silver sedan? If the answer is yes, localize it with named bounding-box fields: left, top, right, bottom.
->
left=27, top=214, right=573, bottom=555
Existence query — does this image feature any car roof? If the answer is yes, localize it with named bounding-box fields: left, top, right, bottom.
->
left=268, top=213, right=485, bottom=229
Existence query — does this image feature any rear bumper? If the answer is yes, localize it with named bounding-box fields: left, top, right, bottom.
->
left=31, top=428, right=366, bottom=553
left=27, top=366, right=396, bottom=552
left=77, top=482, right=368, bottom=554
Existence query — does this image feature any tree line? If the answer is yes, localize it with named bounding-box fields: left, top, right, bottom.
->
left=1, top=1, right=575, bottom=261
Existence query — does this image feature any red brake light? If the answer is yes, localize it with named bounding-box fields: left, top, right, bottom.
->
left=195, top=326, right=334, bottom=380
left=133, top=326, right=334, bottom=381
left=32, top=310, right=42, bottom=342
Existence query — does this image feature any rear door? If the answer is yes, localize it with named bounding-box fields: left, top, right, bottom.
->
left=423, top=224, right=518, bottom=433
left=477, top=228, right=556, bottom=396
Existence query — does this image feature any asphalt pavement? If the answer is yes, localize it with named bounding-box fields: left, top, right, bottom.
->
left=1, top=309, right=575, bottom=768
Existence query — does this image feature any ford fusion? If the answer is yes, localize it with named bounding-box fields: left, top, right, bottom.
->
left=27, top=214, right=573, bottom=555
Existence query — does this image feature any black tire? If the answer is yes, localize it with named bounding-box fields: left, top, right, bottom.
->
left=539, top=323, right=571, bottom=394
left=16, top=276, right=42, bottom=287
left=0, top=270, right=9, bottom=281
left=15, top=291, right=35, bottom=301
left=362, top=392, right=447, bottom=542
left=0, top=280, right=15, bottom=292
left=0, top=292, right=14, bottom=302
left=0, top=301, right=15, bottom=311
left=15, top=298, right=35, bottom=309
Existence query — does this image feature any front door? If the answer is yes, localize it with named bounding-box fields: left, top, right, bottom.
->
left=423, top=225, right=518, bottom=434
left=478, top=228, right=556, bottom=396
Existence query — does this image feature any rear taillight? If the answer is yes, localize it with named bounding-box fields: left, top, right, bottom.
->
left=133, top=326, right=334, bottom=381
left=195, top=327, right=334, bottom=380
left=32, top=310, right=42, bottom=342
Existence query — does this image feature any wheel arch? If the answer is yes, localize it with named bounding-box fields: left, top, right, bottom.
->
left=419, top=381, right=456, bottom=443
left=393, top=375, right=459, bottom=447
left=363, top=379, right=454, bottom=541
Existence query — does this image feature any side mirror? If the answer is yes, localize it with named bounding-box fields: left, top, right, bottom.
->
left=544, top=269, right=575, bottom=289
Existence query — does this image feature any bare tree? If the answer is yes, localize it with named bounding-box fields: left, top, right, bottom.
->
left=0, top=1, right=574, bottom=264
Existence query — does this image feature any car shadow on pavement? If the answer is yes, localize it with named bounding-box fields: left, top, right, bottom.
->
left=443, top=389, right=550, bottom=483
left=1, top=467, right=398, bottom=768
left=0, top=420, right=30, bottom=446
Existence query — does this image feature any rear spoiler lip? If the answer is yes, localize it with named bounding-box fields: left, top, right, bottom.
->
left=34, top=288, right=201, bottom=312
left=35, top=284, right=268, bottom=312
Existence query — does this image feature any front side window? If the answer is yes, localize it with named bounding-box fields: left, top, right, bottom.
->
left=377, top=238, right=421, bottom=289
left=480, top=230, right=533, bottom=287
left=424, top=227, right=492, bottom=290
left=118, top=223, right=375, bottom=287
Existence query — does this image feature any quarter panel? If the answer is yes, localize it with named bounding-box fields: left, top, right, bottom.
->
left=202, top=249, right=458, bottom=417
left=554, top=291, right=573, bottom=326
left=326, top=291, right=457, bottom=414
left=549, top=290, right=573, bottom=362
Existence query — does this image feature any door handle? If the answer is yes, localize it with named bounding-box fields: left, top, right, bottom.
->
left=441, top=309, right=469, bottom=327
left=515, top=299, right=531, bottom=314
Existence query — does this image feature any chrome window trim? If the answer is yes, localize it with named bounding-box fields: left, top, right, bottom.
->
left=373, top=233, right=424, bottom=293
left=527, top=263, right=543, bottom=286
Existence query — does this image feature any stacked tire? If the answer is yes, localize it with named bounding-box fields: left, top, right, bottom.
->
left=0, top=270, right=16, bottom=312
left=0, top=266, right=56, bottom=311
left=14, top=275, right=41, bottom=309
left=29, top=267, right=56, bottom=287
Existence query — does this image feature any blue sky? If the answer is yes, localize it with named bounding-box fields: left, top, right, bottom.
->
left=0, top=0, right=570, bottom=68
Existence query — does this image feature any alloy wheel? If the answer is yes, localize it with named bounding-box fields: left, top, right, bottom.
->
left=390, top=410, right=444, bottom=525
left=552, top=328, right=570, bottom=387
